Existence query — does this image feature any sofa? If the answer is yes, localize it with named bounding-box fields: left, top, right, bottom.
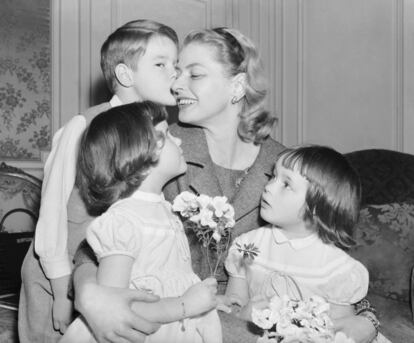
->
left=345, top=149, right=414, bottom=342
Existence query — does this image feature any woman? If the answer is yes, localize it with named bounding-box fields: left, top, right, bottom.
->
left=73, top=28, right=378, bottom=343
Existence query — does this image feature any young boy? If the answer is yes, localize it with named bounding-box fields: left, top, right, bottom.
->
left=18, top=19, right=179, bottom=343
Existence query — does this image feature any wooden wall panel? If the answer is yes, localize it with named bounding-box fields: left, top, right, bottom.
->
left=301, top=0, right=399, bottom=152
left=51, top=0, right=414, bottom=180
left=404, top=0, right=414, bottom=153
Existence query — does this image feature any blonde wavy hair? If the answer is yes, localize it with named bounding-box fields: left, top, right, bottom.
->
left=183, top=27, right=276, bottom=144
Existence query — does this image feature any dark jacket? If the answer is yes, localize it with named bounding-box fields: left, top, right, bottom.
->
left=164, top=123, right=285, bottom=281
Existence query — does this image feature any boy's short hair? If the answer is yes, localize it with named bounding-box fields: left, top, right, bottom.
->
left=100, top=19, right=178, bottom=93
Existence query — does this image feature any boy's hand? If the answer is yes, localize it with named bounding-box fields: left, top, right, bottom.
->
left=52, top=295, right=74, bottom=333
left=182, top=277, right=218, bottom=317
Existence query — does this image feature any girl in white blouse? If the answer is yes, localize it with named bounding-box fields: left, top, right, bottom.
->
left=224, top=145, right=370, bottom=330
left=61, top=102, right=222, bottom=343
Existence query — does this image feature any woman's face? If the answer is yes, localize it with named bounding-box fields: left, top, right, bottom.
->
left=172, top=42, right=234, bottom=127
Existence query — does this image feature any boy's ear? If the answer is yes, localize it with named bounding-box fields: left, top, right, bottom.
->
left=230, top=72, right=247, bottom=102
left=114, top=63, right=133, bottom=88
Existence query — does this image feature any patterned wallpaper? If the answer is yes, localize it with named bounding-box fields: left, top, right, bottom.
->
left=0, top=0, right=51, bottom=161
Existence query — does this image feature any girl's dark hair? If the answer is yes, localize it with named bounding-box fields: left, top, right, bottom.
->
left=76, top=101, right=167, bottom=216
left=277, top=145, right=361, bottom=249
left=183, top=27, right=276, bottom=144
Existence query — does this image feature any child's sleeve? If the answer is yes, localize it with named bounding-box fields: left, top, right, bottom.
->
left=224, top=235, right=249, bottom=279
left=321, top=258, right=369, bottom=305
left=86, top=211, right=141, bottom=260
left=34, top=116, right=86, bottom=279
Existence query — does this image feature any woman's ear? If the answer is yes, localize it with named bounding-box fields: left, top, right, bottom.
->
left=114, top=63, right=133, bottom=88
left=230, top=72, right=247, bottom=104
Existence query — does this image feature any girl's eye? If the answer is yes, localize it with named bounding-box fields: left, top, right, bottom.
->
left=156, top=63, right=165, bottom=67
left=283, top=181, right=290, bottom=189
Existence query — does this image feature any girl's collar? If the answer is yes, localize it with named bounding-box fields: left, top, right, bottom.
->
left=131, top=189, right=164, bottom=203
left=272, top=226, right=319, bottom=250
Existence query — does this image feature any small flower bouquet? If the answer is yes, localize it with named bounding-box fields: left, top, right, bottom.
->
left=172, top=191, right=236, bottom=276
left=252, top=295, right=355, bottom=343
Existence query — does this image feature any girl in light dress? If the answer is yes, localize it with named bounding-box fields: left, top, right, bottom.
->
left=61, top=101, right=222, bottom=343
left=224, top=145, right=391, bottom=343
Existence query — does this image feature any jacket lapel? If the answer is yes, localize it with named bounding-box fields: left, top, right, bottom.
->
left=177, top=125, right=222, bottom=198
left=174, top=124, right=280, bottom=223
left=231, top=139, right=277, bottom=222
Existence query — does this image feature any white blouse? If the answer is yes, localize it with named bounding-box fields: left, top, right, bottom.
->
left=225, top=226, right=369, bottom=305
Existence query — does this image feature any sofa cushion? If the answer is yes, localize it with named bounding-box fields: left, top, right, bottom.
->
left=345, top=149, right=414, bottom=205
left=350, top=202, right=414, bottom=302
left=367, top=293, right=414, bottom=343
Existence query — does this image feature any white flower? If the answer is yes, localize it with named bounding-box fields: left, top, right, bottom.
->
left=196, top=194, right=212, bottom=209
left=212, top=230, right=221, bottom=242
left=191, top=208, right=217, bottom=228
left=211, top=196, right=229, bottom=217
left=278, top=323, right=305, bottom=340
left=224, top=217, right=236, bottom=228
left=252, top=307, right=278, bottom=330
left=334, top=332, right=355, bottom=343
left=172, top=191, right=198, bottom=216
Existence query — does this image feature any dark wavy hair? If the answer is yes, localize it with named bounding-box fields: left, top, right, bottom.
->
left=277, top=145, right=361, bottom=249
left=101, top=19, right=178, bottom=93
left=183, top=27, right=276, bottom=144
left=76, top=101, right=167, bottom=216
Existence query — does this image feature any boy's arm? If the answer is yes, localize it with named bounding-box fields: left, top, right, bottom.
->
left=73, top=261, right=160, bottom=343
left=35, top=116, right=87, bottom=279
left=98, top=255, right=218, bottom=324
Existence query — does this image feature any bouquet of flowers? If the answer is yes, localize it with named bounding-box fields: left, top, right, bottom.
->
left=252, top=295, right=355, bottom=343
left=172, top=191, right=236, bottom=276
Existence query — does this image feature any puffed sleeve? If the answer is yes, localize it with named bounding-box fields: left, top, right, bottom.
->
left=320, top=259, right=369, bottom=305
left=86, top=211, right=141, bottom=260
left=224, top=235, right=248, bottom=279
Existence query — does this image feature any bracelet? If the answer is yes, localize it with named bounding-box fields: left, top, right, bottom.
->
left=180, top=299, right=186, bottom=319
left=180, top=298, right=186, bottom=332
left=359, top=310, right=380, bottom=337
left=355, top=298, right=376, bottom=315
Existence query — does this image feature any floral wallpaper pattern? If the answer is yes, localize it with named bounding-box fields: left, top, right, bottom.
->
left=0, top=0, right=51, bottom=161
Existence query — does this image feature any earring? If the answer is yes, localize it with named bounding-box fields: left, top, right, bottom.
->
left=231, top=96, right=239, bottom=104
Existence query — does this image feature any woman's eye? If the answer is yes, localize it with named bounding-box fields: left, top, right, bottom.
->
left=264, top=172, right=273, bottom=180
left=156, top=63, right=165, bottom=67
left=190, top=74, right=203, bottom=79
left=283, top=181, right=290, bottom=188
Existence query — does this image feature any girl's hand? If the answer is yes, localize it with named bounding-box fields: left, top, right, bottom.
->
left=238, top=296, right=269, bottom=321
left=182, top=277, right=218, bottom=317
left=333, top=314, right=377, bottom=343
left=52, top=295, right=74, bottom=334
left=215, top=295, right=232, bottom=313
